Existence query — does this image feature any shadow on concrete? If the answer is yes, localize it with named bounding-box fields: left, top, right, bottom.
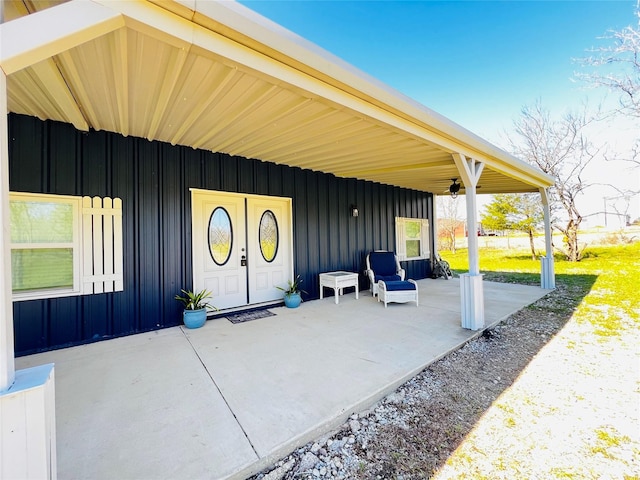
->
left=350, top=272, right=598, bottom=479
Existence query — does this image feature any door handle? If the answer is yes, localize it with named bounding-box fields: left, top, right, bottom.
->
left=241, top=255, right=247, bottom=267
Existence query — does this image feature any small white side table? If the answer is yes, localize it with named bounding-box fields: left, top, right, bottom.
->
left=319, top=271, right=359, bottom=304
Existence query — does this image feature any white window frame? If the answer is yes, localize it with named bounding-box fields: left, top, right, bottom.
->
left=10, top=192, right=83, bottom=301
left=10, top=192, right=124, bottom=301
left=395, top=217, right=430, bottom=261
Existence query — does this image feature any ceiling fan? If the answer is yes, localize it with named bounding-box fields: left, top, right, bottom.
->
left=448, top=178, right=461, bottom=198
left=444, top=178, right=480, bottom=198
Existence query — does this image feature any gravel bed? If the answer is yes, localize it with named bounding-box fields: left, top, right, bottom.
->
left=250, top=283, right=639, bottom=479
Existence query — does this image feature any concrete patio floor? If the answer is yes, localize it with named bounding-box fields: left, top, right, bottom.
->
left=16, top=278, right=548, bottom=480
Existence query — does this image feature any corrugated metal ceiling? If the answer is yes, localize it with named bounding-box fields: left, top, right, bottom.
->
left=2, top=0, right=554, bottom=195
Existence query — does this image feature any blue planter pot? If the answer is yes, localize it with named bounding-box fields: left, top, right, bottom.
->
left=183, top=308, right=207, bottom=329
left=283, top=292, right=302, bottom=308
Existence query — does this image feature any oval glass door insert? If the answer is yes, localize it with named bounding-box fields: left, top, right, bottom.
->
left=259, top=210, right=279, bottom=262
left=208, top=207, right=233, bottom=265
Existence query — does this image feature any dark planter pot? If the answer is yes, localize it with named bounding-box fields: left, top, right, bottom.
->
left=183, top=308, right=207, bottom=329
left=283, top=292, right=302, bottom=308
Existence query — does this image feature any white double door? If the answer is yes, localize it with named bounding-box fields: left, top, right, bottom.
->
left=191, top=189, right=293, bottom=310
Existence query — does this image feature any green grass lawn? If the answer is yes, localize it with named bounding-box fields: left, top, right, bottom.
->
left=441, top=242, right=640, bottom=337
left=427, top=242, right=640, bottom=478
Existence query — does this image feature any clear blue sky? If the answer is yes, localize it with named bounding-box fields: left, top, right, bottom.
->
left=239, top=0, right=639, bottom=222
left=239, top=0, right=636, bottom=142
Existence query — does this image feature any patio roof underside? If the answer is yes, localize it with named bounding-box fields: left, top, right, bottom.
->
left=2, top=0, right=554, bottom=195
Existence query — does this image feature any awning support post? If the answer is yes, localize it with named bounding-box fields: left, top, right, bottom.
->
left=0, top=41, right=14, bottom=395
left=540, top=187, right=555, bottom=289
left=0, top=32, right=57, bottom=477
left=453, top=153, right=485, bottom=330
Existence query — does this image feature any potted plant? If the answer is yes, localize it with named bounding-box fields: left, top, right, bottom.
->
left=175, top=288, right=216, bottom=329
left=277, top=275, right=307, bottom=308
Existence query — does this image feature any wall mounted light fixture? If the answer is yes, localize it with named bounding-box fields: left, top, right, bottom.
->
left=351, top=205, right=359, bottom=217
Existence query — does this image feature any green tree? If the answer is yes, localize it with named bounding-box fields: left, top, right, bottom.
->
left=481, top=193, right=544, bottom=260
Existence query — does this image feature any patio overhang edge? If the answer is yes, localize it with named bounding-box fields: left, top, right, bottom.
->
left=0, top=0, right=555, bottom=195
left=159, top=0, right=556, bottom=191
left=0, top=1, right=124, bottom=76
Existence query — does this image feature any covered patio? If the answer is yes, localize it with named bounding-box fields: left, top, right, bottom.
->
left=1, top=1, right=557, bottom=477
left=17, top=279, right=547, bottom=480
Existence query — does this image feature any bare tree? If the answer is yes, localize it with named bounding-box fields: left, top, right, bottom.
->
left=578, top=3, right=640, bottom=116
left=602, top=191, right=636, bottom=227
left=509, top=102, right=601, bottom=262
left=437, top=195, right=462, bottom=253
left=577, top=2, right=640, bottom=167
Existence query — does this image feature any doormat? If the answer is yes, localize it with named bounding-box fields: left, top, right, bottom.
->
left=226, top=309, right=276, bottom=324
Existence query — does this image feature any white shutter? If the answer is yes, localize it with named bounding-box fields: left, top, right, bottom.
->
left=395, top=217, right=407, bottom=260
left=421, top=219, right=430, bottom=258
left=82, top=196, right=124, bottom=293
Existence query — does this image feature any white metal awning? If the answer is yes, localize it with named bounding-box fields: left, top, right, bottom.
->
left=1, top=0, right=554, bottom=195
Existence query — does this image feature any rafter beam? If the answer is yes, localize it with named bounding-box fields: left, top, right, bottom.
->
left=338, top=159, right=452, bottom=178
left=170, top=64, right=239, bottom=146
left=112, top=27, right=129, bottom=137
left=30, top=59, right=89, bottom=131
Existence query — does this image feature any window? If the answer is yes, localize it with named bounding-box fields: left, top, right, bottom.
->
left=395, top=217, right=430, bottom=261
left=10, top=193, right=82, bottom=298
left=259, top=210, right=279, bottom=263
left=208, top=207, right=233, bottom=266
left=10, top=192, right=123, bottom=301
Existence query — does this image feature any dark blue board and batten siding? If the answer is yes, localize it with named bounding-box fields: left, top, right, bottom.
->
left=9, top=114, right=434, bottom=356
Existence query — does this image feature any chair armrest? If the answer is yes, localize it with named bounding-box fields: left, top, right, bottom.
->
left=393, top=255, right=405, bottom=281
left=366, top=269, right=377, bottom=292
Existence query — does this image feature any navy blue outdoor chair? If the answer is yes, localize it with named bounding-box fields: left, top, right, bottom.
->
left=365, top=251, right=405, bottom=297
